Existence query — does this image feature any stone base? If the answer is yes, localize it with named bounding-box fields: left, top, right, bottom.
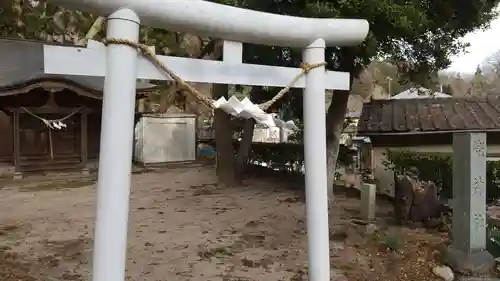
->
left=444, top=246, right=495, bottom=275
left=0, top=164, right=14, bottom=177
left=81, top=168, right=90, bottom=176
left=12, top=172, right=22, bottom=180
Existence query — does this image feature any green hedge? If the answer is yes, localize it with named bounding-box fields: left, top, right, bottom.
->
left=241, top=142, right=352, bottom=174
left=382, top=149, right=500, bottom=202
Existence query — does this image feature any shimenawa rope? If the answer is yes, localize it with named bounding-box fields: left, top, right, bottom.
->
left=103, top=38, right=326, bottom=111
left=21, top=107, right=83, bottom=159
left=21, top=107, right=83, bottom=129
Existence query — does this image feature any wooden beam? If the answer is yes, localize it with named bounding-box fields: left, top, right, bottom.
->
left=12, top=109, right=21, bottom=176
left=80, top=112, right=88, bottom=167
left=80, top=111, right=90, bottom=176
left=43, top=45, right=350, bottom=90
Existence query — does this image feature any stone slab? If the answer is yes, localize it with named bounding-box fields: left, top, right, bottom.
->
left=360, top=183, right=376, bottom=221
left=444, top=246, right=495, bottom=275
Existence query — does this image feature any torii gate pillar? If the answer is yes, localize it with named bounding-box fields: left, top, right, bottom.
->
left=92, top=9, right=140, bottom=281
left=302, top=38, right=330, bottom=281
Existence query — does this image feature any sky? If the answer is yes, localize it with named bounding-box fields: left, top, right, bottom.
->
left=446, top=15, right=500, bottom=74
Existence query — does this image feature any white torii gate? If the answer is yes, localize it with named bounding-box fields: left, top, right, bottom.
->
left=44, top=1, right=369, bottom=281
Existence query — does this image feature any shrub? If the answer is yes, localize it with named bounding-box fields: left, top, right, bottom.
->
left=240, top=142, right=352, bottom=174
left=382, top=149, right=500, bottom=202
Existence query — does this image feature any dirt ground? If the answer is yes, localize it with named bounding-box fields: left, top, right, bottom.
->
left=0, top=165, right=450, bottom=281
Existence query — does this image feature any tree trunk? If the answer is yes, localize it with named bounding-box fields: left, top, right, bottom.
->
left=78, top=16, right=105, bottom=45
left=234, top=119, right=255, bottom=182
left=325, top=52, right=356, bottom=198
left=325, top=88, right=351, bottom=198
left=213, top=84, right=238, bottom=187
left=158, top=87, right=176, bottom=113
left=234, top=87, right=261, bottom=182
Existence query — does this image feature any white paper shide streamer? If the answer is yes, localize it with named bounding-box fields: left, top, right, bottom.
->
left=44, top=119, right=68, bottom=130
left=212, top=96, right=298, bottom=130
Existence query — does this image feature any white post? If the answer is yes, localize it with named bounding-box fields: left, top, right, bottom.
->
left=279, top=127, right=286, bottom=143
left=92, top=8, right=140, bottom=281
left=360, top=183, right=376, bottom=221
left=302, top=39, right=330, bottom=281
left=223, top=40, right=243, bottom=63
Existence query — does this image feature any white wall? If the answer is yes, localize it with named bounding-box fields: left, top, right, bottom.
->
left=252, top=127, right=293, bottom=143
left=135, top=113, right=196, bottom=164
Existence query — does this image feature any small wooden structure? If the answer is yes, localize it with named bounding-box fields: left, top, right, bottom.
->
left=0, top=38, right=157, bottom=178
left=357, top=97, right=500, bottom=196
left=0, top=78, right=101, bottom=177
left=358, top=96, right=499, bottom=273
left=0, top=77, right=155, bottom=178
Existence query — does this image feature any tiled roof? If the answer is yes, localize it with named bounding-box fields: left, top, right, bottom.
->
left=357, top=96, right=500, bottom=135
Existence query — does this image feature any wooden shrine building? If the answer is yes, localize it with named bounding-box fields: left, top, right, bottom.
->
left=0, top=38, right=156, bottom=178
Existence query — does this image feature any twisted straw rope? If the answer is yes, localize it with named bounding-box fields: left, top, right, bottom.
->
left=103, top=38, right=326, bottom=111
left=21, top=106, right=83, bottom=127
left=20, top=106, right=83, bottom=160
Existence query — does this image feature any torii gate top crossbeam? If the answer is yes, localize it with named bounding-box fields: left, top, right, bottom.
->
left=49, top=0, right=369, bottom=48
